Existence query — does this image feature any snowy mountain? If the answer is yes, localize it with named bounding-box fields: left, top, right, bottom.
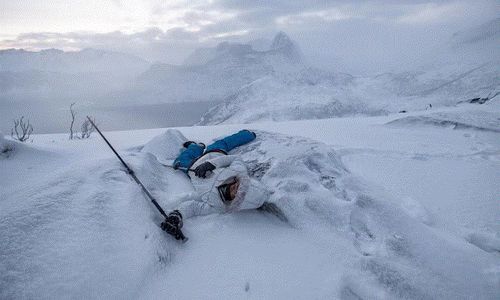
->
left=198, top=69, right=380, bottom=125
left=0, top=48, right=149, bottom=73
left=2, top=27, right=499, bottom=131
left=132, top=32, right=304, bottom=104
left=396, top=18, right=500, bottom=101
left=0, top=48, right=150, bottom=101
left=199, top=23, right=500, bottom=125
left=451, top=17, right=500, bottom=46
left=363, top=60, right=499, bottom=103
left=199, top=60, right=500, bottom=125
left=1, top=33, right=302, bottom=106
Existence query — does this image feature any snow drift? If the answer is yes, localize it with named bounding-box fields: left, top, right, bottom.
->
left=0, top=131, right=7, bottom=153
left=386, top=109, right=500, bottom=133
left=1, top=125, right=499, bottom=299
left=144, top=130, right=499, bottom=299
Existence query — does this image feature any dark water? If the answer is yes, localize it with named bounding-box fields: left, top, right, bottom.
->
left=0, top=101, right=218, bottom=134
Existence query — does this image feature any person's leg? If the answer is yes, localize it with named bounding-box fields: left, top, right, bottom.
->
left=205, top=130, right=256, bottom=153
left=173, top=143, right=205, bottom=170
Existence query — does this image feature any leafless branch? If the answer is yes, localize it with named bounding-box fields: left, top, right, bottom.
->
left=69, top=102, right=76, bottom=140
left=11, top=116, right=33, bottom=142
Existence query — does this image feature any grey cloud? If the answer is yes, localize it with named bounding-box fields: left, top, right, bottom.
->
left=0, top=27, right=207, bottom=63
left=1, top=0, right=498, bottom=74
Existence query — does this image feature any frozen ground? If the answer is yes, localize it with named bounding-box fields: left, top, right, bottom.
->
left=1, top=103, right=499, bottom=299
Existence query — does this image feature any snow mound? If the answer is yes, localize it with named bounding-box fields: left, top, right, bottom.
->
left=141, top=129, right=187, bottom=164
left=0, top=131, right=15, bottom=159
left=466, top=232, right=500, bottom=253
left=386, top=110, right=500, bottom=132
left=204, top=131, right=497, bottom=298
left=0, top=151, right=181, bottom=299
left=0, top=131, right=8, bottom=153
left=344, top=193, right=498, bottom=299
left=2, top=130, right=498, bottom=299
left=0, top=131, right=48, bottom=161
left=229, top=131, right=351, bottom=225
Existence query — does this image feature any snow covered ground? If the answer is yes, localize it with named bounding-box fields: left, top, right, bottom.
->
left=1, top=102, right=499, bottom=299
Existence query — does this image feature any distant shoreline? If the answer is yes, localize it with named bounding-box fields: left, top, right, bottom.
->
left=0, top=101, right=219, bottom=134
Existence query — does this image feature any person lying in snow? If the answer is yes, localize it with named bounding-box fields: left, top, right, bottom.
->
left=161, top=129, right=271, bottom=233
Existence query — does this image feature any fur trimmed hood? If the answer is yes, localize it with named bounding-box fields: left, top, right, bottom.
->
left=191, top=156, right=269, bottom=212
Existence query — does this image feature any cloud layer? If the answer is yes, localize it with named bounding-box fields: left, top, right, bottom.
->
left=0, top=0, right=497, bottom=74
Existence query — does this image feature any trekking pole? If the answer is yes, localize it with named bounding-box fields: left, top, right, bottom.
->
left=87, top=116, right=186, bottom=241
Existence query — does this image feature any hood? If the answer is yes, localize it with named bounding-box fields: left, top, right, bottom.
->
left=228, top=177, right=270, bottom=211
left=194, top=158, right=270, bottom=212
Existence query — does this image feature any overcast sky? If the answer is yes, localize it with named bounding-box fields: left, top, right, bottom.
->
left=0, top=0, right=498, bottom=74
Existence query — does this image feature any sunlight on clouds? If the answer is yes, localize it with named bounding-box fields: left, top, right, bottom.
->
left=396, top=2, right=467, bottom=24
left=181, top=9, right=239, bottom=32
left=0, top=0, right=203, bottom=36
left=275, top=8, right=357, bottom=26
left=0, top=0, right=496, bottom=72
left=201, top=30, right=249, bottom=41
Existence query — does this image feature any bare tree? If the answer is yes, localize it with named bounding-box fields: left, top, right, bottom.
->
left=79, top=116, right=96, bottom=139
left=11, top=116, right=33, bottom=142
left=69, top=102, right=76, bottom=140
left=69, top=103, right=97, bottom=140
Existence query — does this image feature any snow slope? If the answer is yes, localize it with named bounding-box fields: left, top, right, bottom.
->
left=199, top=60, right=499, bottom=125
left=1, top=104, right=499, bottom=299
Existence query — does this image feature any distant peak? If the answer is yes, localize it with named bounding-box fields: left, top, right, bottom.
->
left=40, top=48, right=64, bottom=54
left=214, top=41, right=252, bottom=58
left=0, top=48, right=28, bottom=55
left=270, top=31, right=293, bottom=50
left=215, top=41, right=251, bottom=52
left=269, top=31, right=302, bottom=63
left=80, top=48, right=105, bottom=54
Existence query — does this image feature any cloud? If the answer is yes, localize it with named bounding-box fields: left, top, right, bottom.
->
left=0, top=28, right=200, bottom=62
left=0, top=0, right=498, bottom=73
left=275, top=8, right=359, bottom=26
left=396, top=2, right=467, bottom=24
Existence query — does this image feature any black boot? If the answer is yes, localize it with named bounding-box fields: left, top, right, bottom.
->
left=183, top=141, right=206, bottom=149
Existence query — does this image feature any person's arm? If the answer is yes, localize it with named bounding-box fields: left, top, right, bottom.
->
left=208, top=155, right=238, bottom=168
left=176, top=200, right=219, bottom=219
left=193, top=155, right=247, bottom=178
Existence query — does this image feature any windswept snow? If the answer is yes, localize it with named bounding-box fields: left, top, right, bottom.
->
left=1, top=105, right=499, bottom=299
left=387, top=109, right=500, bottom=133
left=0, top=131, right=7, bottom=153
